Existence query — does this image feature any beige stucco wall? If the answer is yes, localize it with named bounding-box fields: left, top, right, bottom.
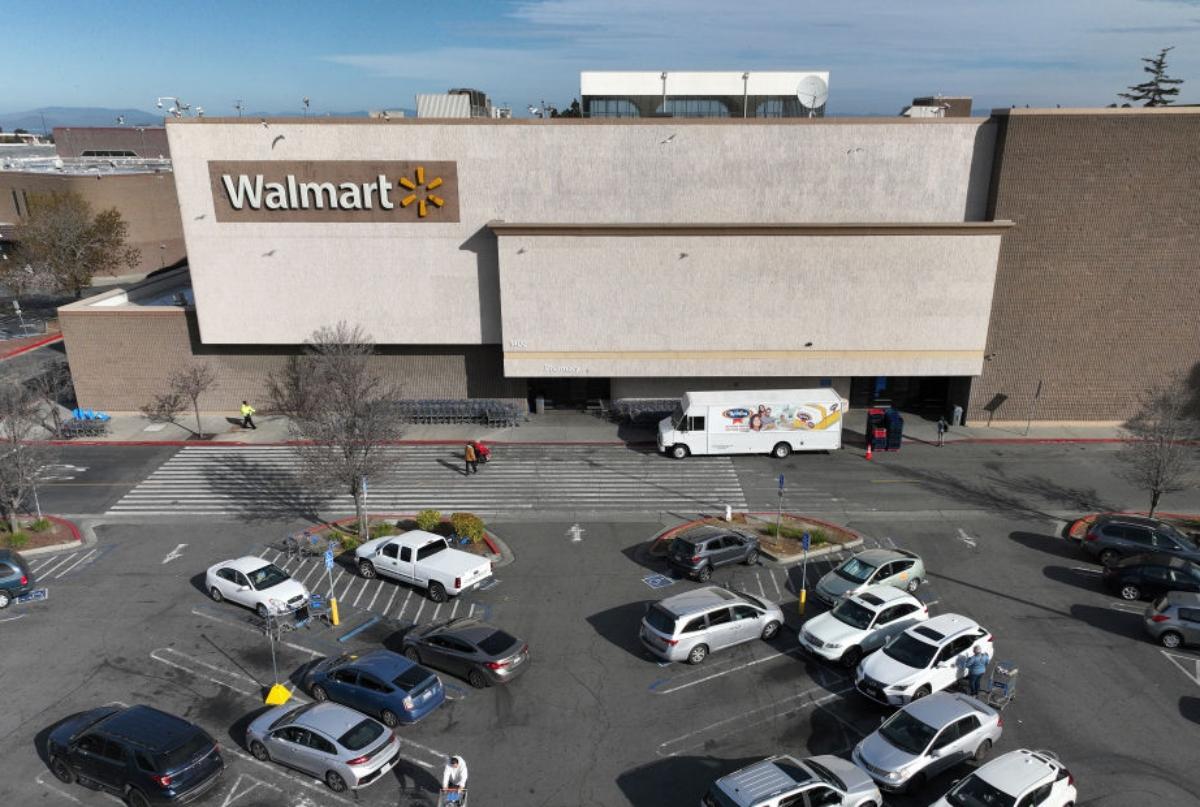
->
left=497, top=231, right=1003, bottom=377
left=166, top=118, right=996, bottom=347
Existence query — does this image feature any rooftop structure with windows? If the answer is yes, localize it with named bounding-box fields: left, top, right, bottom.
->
left=581, top=71, right=829, bottom=118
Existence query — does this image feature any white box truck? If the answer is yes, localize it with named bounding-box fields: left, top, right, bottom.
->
left=657, top=389, right=846, bottom=459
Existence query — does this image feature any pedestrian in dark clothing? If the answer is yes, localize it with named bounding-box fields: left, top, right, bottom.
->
left=240, top=401, right=257, bottom=430
left=464, top=442, right=478, bottom=475
left=964, top=645, right=990, bottom=696
left=936, top=416, right=947, bottom=447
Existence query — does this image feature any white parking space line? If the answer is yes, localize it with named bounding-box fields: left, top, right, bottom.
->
left=339, top=573, right=357, bottom=601
left=413, top=598, right=427, bottom=624
left=190, top=607, right=322, bottom=658
left=396, top=589, right=413, bottom=620
left=383, top=585, right=398, bottom=618
left=37, top=552, right=79, bottom=578
left=150, top=648, right=257, bottom=697
left=393, top=735, right=448, bottom=766
left=29, top=556, right=55, bottom=571
left=468, top=603, right=477, bottom=617
left=328, top=568, right=345, bottom=595
left=1108, top=602, right=1144, bottom=614
left=259, top=548, right=281, bottom=564
left=227, top=747, right=358, bottom=805
left=770, top=571, right=782, bottom=598
left=34, top=771, right=91, bottom=803
left=351, top=577, right=369, bottom=607
left=298, top=560, right=320, bottom=586
left=367, top=580, right=383, bottom=612
left=754, top=572, right=765, bottom=599
left=431, top=603, right=444, bottom=622
left=657, top=684, right=855, bottom=756
left=449, top=599, right=460, bottom=619
left=217, top=773, right=282, bottom=807
left=52, top=549, right=98, bottom=579
left=653, top=643, right=807, bottom=694
left=1071, top=567, right=1102, bottom=576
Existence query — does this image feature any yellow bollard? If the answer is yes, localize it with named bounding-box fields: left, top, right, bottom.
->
left=799, top=589, right=807, bottom=616
left=330, top=597, right=340, bottom=626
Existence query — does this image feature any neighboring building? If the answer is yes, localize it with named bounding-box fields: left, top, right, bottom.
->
left=581, top=71, right=829, bottom=118
left=54, top=108, right=1200, bottom=423
left=53, top=126, right=170, bottom=158
left=416, top=88, right=494, bottom=119
left=0, top=157, right=184, bottom=276
left=912, top=96, right=972, bottom=117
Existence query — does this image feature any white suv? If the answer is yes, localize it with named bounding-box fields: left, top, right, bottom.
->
left=931, top=749, right=1077, bottom=807
left=856, top=613, right=993, bottom=706
left=799, top=585, right=928, bottom=668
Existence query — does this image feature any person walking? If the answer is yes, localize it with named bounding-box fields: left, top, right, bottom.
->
left=463, top=442, right=478, bottom=476
left=441, top=755, right=468, bottom=803
left=240, top=400, right=257, bottom=430
left=964, top=645, right=991, bottom=697
left=936, top=415, right=947, bottom=447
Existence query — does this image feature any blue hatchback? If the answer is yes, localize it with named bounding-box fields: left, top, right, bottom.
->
left=304, top=650, right=445, bottom=727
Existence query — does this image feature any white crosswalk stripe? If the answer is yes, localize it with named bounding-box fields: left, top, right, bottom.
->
left=106, top=444, right=749, bottom=515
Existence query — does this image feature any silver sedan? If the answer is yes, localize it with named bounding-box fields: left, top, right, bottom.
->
left=245, top=702, right=399, bottom=792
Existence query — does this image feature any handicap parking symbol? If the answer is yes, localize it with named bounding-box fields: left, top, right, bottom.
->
left=642, top=573, right=675, bottom=590
left=15, top=588, right=49, bottom=604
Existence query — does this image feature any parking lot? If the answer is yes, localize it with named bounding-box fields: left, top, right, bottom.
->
left=4, top=486, right=1200, bottom=806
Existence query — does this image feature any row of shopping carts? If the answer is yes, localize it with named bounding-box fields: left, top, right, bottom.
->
left=609, top=399, right=679, bottom=425
left=390, top=399, right=523, bottom=427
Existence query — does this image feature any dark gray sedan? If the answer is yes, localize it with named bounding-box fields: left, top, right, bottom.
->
left=401, top=617, right=529, bottom=688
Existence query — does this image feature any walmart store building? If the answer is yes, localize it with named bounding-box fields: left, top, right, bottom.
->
left=59, top=108, right=1200, bottom=423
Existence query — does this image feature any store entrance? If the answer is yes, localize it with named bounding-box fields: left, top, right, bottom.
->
left=849, top=376, right=967, bottom=418
left=526, top=378, right=611, bottom=411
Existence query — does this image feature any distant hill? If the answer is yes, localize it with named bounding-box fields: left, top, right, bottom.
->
left=0, top=107, right=161, bottom=132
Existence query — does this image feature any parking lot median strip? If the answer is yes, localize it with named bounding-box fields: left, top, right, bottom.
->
left=337, top=615, right=381, bottom=643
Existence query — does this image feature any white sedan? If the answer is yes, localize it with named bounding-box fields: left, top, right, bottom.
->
left=205, top=556, right=309, bottom=618
left=931, top=749, right=1077, bottom=807
left=799, top=585, right=928, bottom=668
left=856, top=613, right=993, bottom=706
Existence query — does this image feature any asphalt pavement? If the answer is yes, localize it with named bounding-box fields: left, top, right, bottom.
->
left=5, top=442, right=1200, bottom=806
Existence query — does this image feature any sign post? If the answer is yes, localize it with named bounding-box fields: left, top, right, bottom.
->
left=776, top=474, right=785, bottom=545
left=799, top=532, right=812, bottom=615
left=324, top=547, right=340, bottom=626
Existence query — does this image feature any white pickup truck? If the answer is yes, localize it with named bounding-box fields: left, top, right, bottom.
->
left=354, top=530, right=492, bottom=602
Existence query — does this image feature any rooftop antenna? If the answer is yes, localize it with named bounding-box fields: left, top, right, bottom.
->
left=795, top=75, right=828, bottom=118
left=234, top=100, right=243, bottom=117
left=115, top=115, right=125, bottom=126
left=302, top=96, right=310, bottom=117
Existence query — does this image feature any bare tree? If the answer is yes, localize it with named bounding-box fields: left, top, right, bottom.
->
left=7, top=191, right=141, bottom=298
left=1118, top=374, right=1200, bottom=517
left=27, top=361, right=75, bottom=437
left=0, top=384, right=53, bottom=533
left=140, top=390, right=188, bottom=429
left=267, top=322, right=402, bottom=543
left=171, top=364, right=217, bottom=439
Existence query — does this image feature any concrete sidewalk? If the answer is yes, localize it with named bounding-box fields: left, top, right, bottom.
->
left=40, top=408, right=1128, bottom=446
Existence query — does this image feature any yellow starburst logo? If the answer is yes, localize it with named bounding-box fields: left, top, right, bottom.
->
left=397, top=165, right=445, bottom=218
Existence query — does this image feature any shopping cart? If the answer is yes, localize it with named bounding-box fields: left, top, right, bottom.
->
left=437, top=788, right=468, bottom=806
left=986, top=661, right=1018, bottom=709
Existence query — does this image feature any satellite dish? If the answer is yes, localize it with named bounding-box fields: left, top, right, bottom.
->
left=796, top=75, right=829, bottom=110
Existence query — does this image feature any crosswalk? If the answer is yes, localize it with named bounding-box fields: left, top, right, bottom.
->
left=106, top=445, right=749, bottom=515
left=255, top=544, right=490, bottom=627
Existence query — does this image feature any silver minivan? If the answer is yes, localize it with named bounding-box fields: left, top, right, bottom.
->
left=640, top=586, right=784, bottom=665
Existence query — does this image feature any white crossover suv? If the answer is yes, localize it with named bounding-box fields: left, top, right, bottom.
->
left=931, top=749, right=1077, bottom=807
left=856, top=613, right=993, bottom=706
left=799, top=585, right=928, bottom=668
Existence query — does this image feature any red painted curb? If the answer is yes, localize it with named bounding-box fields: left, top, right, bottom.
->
left=0, top=333, right=63, bottom=361
left=10, top=514, right=82, bottom=543
left=304, top=513, right=501, bottom=556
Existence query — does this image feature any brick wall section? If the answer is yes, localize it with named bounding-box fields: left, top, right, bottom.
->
left=60, top=307, right=526, bottom=412
left=0, top=171, right=185, bottom=275
left=969, top=110, right=1200, bottom=422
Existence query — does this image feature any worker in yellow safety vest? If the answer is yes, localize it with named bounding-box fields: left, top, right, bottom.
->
left=240, top=400, right=257, bottom=430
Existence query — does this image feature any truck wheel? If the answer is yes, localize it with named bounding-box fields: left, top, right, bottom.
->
left=671, top=444, right=689, bottom=459
left=428, top=582, right=448, bottom=603
left=772, top=442, right=792, bottom=458
left=358, top=560, right=376, bottom=579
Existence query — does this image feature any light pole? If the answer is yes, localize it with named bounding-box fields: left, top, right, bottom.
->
left=302, top=96, right=310, bottom=117
left=234, top=100, right=243, bottom=117
left=742, top=72, right=750, bottom=118
left=660, top=71, right=668, bottom=114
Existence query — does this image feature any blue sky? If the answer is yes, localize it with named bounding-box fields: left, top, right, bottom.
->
left=3, top=0, right=1197, bottom=116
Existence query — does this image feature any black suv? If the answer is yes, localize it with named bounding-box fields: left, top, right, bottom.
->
left=1083, top=514, right=1200, bottom=567
left=46, top=705, right=224, bottom=806
left=1102, top=553, right=1200, bottom=601
left=667, top=525, right=760, bottom=581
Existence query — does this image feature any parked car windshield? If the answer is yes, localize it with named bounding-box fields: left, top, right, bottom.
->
left=879, top=710, right=937, bottom=755
left=831, top=598, right=874, bottom=630
left=248, top=564, right=289, bottom=590
left=882, top=633, right=937, bottom=669
left=835, top=557, right=875, bottom=584
left=157, top=731, right=213, bottom=772
left=644, top=604, right=676, bottom=635
left=945, top=773, right=1017, bottom=807
left=338, top=719, right=385, bottom=751
left=478, top=630, right=519, bottom=655
left=804, top=758, right=846, bottom=790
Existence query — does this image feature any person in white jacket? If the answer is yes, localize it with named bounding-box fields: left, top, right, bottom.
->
left=442, top=755, right=468, bottom=794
